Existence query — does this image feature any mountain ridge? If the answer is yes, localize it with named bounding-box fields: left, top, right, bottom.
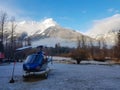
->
left=6, top=18, right=95, bottom=47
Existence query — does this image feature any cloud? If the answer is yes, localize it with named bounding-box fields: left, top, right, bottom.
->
left=86, top=14, right=120, bottom=36
left=108, top=8, right=119, bottom=13
left=0, top=0, right=31, bottom=21
left=108, top=8, right=114, bottom=12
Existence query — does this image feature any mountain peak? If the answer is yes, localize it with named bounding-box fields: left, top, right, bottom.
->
left=19, top=20, right=27, bottom=25
left=41, top=18, right=58, bottom=27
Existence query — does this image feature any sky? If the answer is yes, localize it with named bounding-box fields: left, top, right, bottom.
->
left=0, top=0, right=120, bottom=34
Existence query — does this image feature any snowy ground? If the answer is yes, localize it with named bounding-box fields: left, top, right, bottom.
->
left=0, top=62, right=120, bottom=90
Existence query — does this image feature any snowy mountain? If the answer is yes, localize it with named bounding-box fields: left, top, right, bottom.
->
left=11, top=18, right=58, bottom=35
left=30, top=24, right=93, bottom=47
left=31, top=26, right=81, bottom=47
left=6, top=18, right=93, bottom=47
left=31, top=26, right=83, bottom=40
left=87, top=14, right=120, bottom=46
left=93, top=31, right=118, bottom=46
left=30, top=26, right=82, bottom=47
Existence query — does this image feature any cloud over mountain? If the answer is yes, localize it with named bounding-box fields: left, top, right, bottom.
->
left=13, top=18, right=57, bottom=35
left=87, top=14, right=120, bottom=37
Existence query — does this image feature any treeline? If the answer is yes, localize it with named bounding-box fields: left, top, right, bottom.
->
left=55, top=31, right=120, bottom=64
left=0, top=11, right=31, bottom=61
left=44, top=32, right=120, bottom=64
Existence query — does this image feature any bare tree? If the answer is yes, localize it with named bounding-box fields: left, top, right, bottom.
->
left=89, top=39, right=94, bottom=59
left=71, top=35, right=88, bottom=64
left=81, top=35, right=86, bottom=49
left=102, top=38, right=108, bottom=59
left=114, top=30, right=120, bottom=60
left=27, top=37, right=31, bottom=46
left=0, top=11, right=7, bottom=58
left=24, top=36, right=31, bottom=46
left=18, top=32, right=28, bottom=47
left=0, top=11, right=7, bottom=43
left=10, top=17, right=17, bottom=59
left=94, top=39, right=108, bottom=61
left=93, top=40, right=101, bottom=60
left=77, top=36, right=81, bottom=49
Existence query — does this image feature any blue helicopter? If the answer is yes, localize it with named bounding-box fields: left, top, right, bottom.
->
left=22, top=46, right=52, bottom=79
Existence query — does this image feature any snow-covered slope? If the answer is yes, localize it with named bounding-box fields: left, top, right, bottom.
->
left=32, top=26, right=83, bottom=41
left=6, top=18, right=93, bottom=47
left=11, top=18, right=57, bottom=35
left=30, top=18, right=57, bottom=35
left=94, top=31, right=118, bottom=46
left=31, top=25, right=93, bottom=47
left=87, top=14, right=120, bottom=45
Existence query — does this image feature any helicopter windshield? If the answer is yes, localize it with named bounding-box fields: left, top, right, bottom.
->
left=25, top=54, right=43, bottom=64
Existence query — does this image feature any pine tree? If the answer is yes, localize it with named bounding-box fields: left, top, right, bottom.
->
left=116, top=30, right=120, bottom=59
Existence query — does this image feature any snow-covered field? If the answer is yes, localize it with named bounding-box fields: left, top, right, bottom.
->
left=0, top=62, right=120, bottom=90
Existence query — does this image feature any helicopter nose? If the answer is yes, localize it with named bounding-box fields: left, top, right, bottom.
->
left=23, top=64, right=30, bottom=70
